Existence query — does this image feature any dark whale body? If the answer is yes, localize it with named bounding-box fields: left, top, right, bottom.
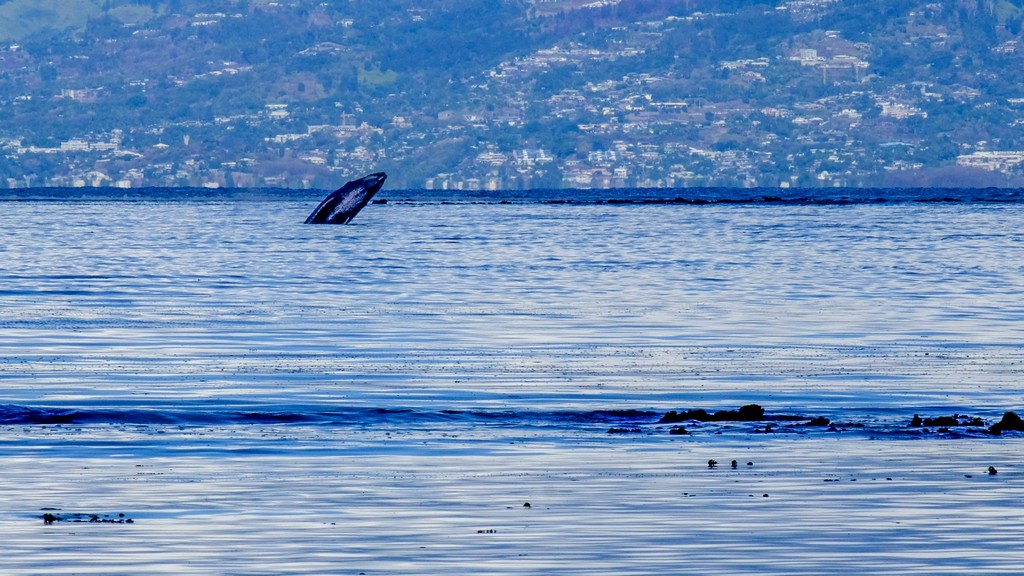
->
left=304, top=172, right=387, bottom=224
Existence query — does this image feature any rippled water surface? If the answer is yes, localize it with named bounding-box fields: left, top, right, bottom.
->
left=1, top=194, right=1023, bottom=574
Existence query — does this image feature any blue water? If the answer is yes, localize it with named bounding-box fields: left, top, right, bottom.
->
left=1, top=188, right=1023, bottom=574
left=1, top=189, right=1021, bottom=432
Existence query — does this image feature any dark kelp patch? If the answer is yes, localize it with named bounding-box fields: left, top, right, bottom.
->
left=659, top=404, right=767, bottom=423
left=989, top=412, right=1024, bottom=435
left=42, top=511, right=134, bottom=525
left=909, top=414, right=985, bottom=428
left=658, top=404, right=816, bottom=425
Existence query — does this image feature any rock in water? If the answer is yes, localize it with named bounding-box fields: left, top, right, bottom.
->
left=989, top=412, right=1024, bottom=435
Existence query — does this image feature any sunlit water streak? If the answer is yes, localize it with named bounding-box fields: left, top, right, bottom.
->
left=0, top=195, right=1022, bottom=573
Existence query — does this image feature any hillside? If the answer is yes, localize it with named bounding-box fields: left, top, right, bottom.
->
left=2, top=0, right=1024, bottom=189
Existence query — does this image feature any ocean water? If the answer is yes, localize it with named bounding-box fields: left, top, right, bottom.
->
left=1, top=189, right=1023, bottom=574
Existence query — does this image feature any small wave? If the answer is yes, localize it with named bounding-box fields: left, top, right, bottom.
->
left=2, top=403, right=1019, bottom=439
left=0, top=404, right=657, bottom=428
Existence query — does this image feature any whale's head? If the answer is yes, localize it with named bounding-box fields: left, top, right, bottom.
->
left=360, top=172, right=387, bottom=196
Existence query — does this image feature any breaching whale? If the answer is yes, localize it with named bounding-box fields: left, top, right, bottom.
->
left=304, top=172, right=387, bottom=224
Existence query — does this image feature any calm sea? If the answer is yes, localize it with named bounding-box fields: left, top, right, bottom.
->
left=1, top=187, right=1022, bottom=574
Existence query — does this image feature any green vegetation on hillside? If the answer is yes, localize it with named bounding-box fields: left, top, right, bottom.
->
left=0, top=0, right=102, bottom=41
left=2, top=0, right=1024, bottom=189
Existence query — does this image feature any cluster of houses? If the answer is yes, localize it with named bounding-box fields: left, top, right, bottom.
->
left=4, top=3, right=1024, bottom=189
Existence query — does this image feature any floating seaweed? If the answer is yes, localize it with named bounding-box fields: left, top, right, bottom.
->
left=42, top=512, right=133, bottom=525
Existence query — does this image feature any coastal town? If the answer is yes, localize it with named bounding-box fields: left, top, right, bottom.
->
left=2, top=0, right=1024, bottom=190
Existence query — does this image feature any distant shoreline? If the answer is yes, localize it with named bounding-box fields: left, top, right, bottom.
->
left=2, top=185, right=1023, bottom=205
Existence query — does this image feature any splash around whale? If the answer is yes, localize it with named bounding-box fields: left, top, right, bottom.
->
left=304, top=172, right=387, bottom=224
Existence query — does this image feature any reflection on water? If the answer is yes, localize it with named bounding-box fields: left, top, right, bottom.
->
left=0, top=198, right=1023, bottom=574
left=1, top=200, right=1021, bottom=413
